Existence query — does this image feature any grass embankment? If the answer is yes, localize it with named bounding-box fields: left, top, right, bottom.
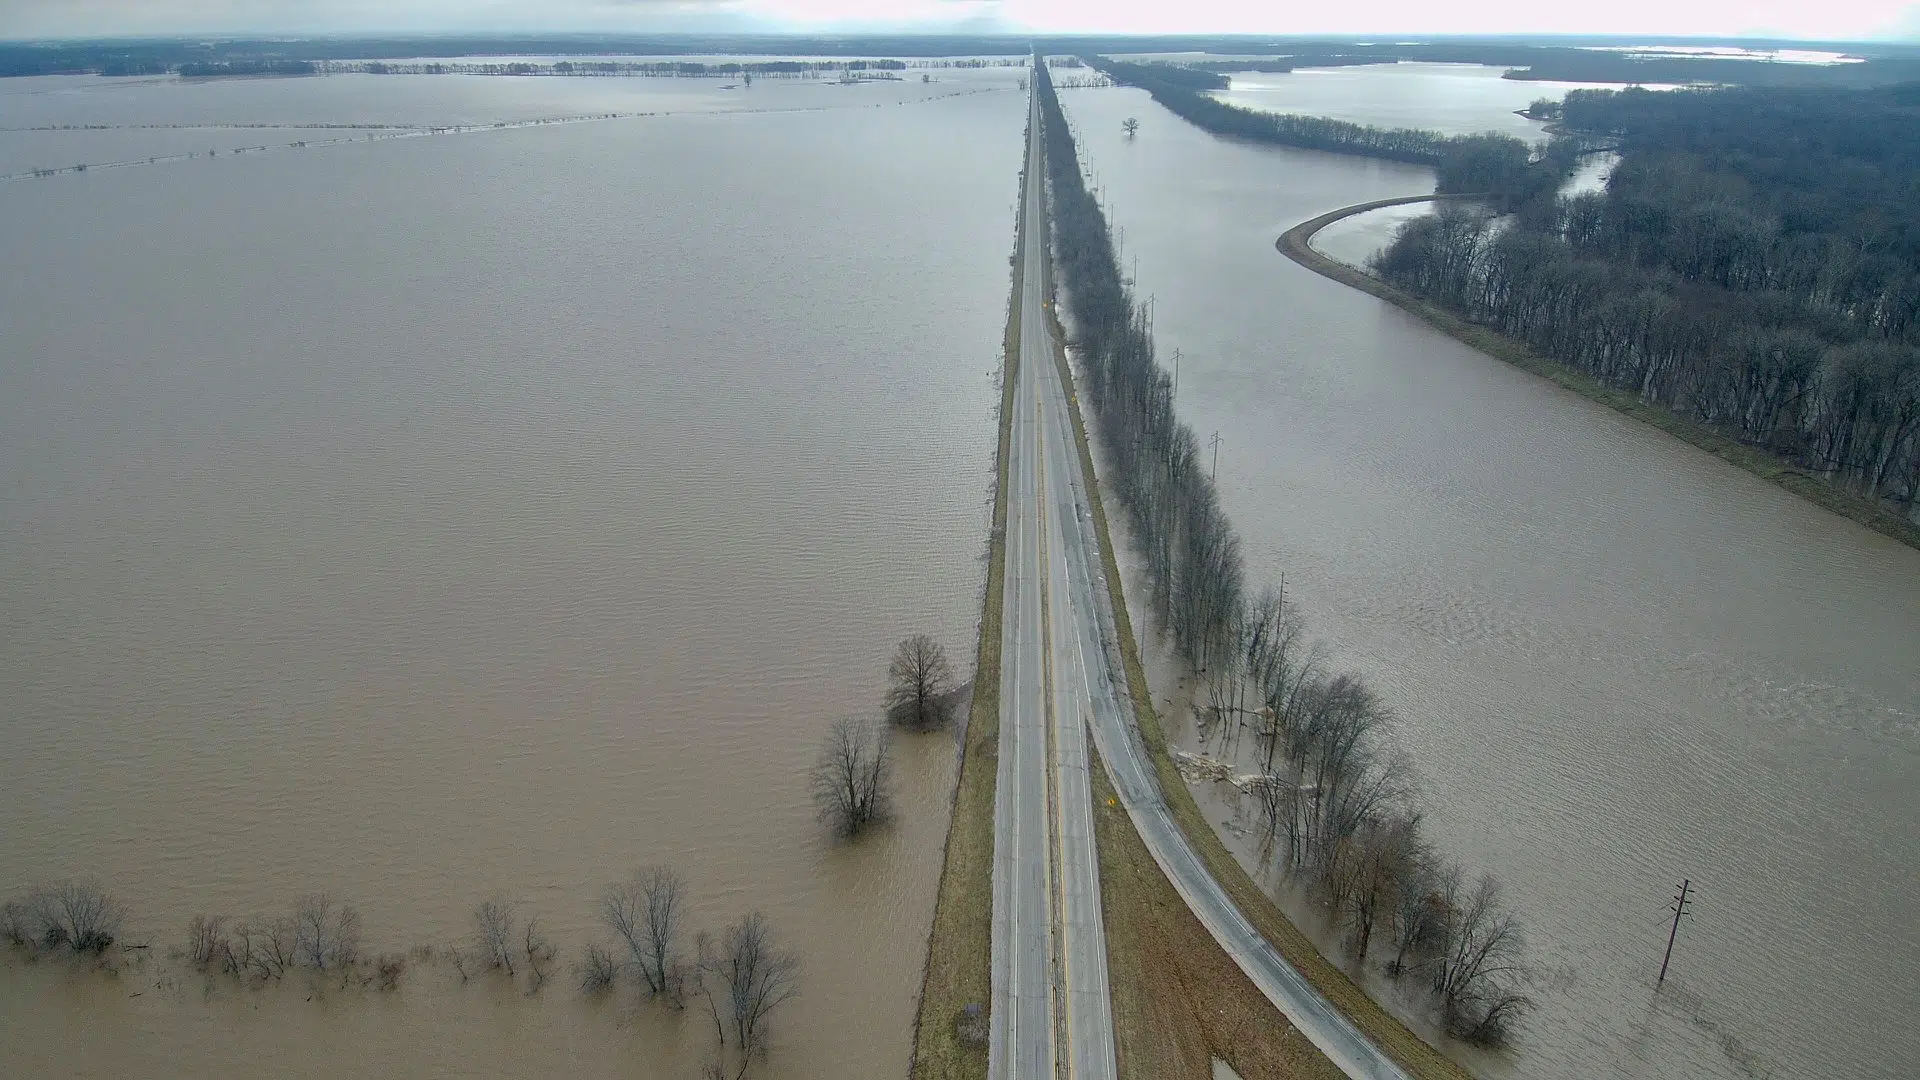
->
left=1089, top=758, right=1343, bottom=1080
left=907, top=175, right=1024, bottom=1080
left=1280, top=198, right=1920, bottom=553
left=1042, top=294, right=1473, bottom=1080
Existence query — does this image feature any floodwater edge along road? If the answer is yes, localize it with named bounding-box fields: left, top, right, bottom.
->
left=990, top=58, right=1419, bottom=1080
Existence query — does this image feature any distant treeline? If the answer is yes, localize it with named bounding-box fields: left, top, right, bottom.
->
left=1172, top=44, right=1920, bottom=88
left=1035, top=59, right=1533, bottom=1046
left=0, top=37, right=1000, bottom=76
left=0, top=40, right=955, bottom=80
left=1499, top=49, right=1919, bottom=86
left=1377, top=84, right=1920, bottom=515
left=1093, top=57, right=1229, bottom=92
left=1177, top=60, right=1309, bottom=75
left=9, top=36, right=1918, bottom=83
left=179, top=60, right=316, bottom=78
left=331, top=58, right=906, bottom=79
left=0, top=38, right=1006, bottom=78
left=1087, top=56, right=1581, bottom=205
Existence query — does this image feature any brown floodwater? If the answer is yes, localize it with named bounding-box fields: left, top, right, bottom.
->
left=1059, top=79, right=1920, bottom=1080
left=8, top=61, right=1917, bottom=1080
left=0, top=68, right=1025, bottom=1078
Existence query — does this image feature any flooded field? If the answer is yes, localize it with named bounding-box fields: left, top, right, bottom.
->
left=1204, top=63, right=1664, bottom=138
left=0, top=67, right=1024, bottom=1078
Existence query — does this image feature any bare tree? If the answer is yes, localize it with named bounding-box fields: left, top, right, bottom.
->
left=446, top=943, right=471, bottom=983
left=642, top=867, right=684, bottom=995
left=236, top=914, right=298, bottom=979
left=579, top=941, right=618, bottom=994
left=1330, top=812, right=1423, bottom=961
left=374, top=952, right=407, bottom=991
left=810, top=717, right=891, bottom=837
left=474, top=896, right=518, bottom=976
left=228, top=921, right=265, bottom=977
left=18, top=881, right=124, bottom=954
left=1382, top=856, right=1445, bottom=979
left=187, top=915, right=229, bottom=969
left=602, top=866, right=684, bottom=997
left=1432, top=873, right=1533, bottom=1046
left=696, top=913, right=800, bottom=1078
left=0, top=902, right=28, bottom=949
left=523, top=916, right=555, bottom=991
left=885, top=634, right=955, bottom=730
left=293, top=893, right=361, bottom=970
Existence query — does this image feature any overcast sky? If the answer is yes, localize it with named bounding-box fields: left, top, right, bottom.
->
left=3, top=0, right=1916, bottom=43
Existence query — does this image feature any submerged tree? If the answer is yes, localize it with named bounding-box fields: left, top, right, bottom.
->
left=696, top=912, right=800, bottom=1078
left=1431, top=874, right=1533, bottom=1045
left=885, top=633, right=955, bottom=730
left=810, top=717, right=891, bottom=837
left=6, top=881, right=124, bottom=954
left=293, top=892, right=361, bottom=970
left=603, top=865, right=685, bottom=998
left=474, top=895, right=518, bottom=976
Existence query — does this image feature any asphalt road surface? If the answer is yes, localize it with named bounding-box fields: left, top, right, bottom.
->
left=993, top=60, right=1420, bottom=1080
left=987, top=77, right=1118, bottom=1080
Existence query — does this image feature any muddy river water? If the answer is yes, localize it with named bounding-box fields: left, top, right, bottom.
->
left=1061, top=70, right=1919, bottom=1080
left=0, top=66, right=1025, bottom=1078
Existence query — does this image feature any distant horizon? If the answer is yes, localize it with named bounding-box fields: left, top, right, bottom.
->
left=2, top=0, right=1916, bottom=46
left=3, top=30, right=1916, bottom=49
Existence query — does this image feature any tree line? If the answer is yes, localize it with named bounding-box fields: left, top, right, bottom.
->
left=5, top=875, right=796, bottom=1078
left=1073, top=45, right=1920, bottom=89
left=0, top=36, right=1035, bottom=78
left=1035, top=59, right=1532, bottom=1048
left=1083, top=56, right=1579, bottom=205
left=8, top=37, right=1918, bottom=85
left=1376, top=85, right=1920, bottom=514
left=329, top=59, right=909, bottom=79
left=178, top=60, right=317, bottom=78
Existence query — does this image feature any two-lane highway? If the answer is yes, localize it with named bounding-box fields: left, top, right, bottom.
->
left=987, top=74, right=1118, bottom=1080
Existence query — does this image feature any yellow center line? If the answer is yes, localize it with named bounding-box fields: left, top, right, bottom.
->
left=1037, top=388, right=1078, bottom=1080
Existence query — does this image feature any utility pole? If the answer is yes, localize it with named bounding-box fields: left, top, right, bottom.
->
left=1210, top=431, right=1223, bottom=481
left=1171, top=347, right=1181, bottom=401
left=1658, top=879, right=1692, bottom=985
